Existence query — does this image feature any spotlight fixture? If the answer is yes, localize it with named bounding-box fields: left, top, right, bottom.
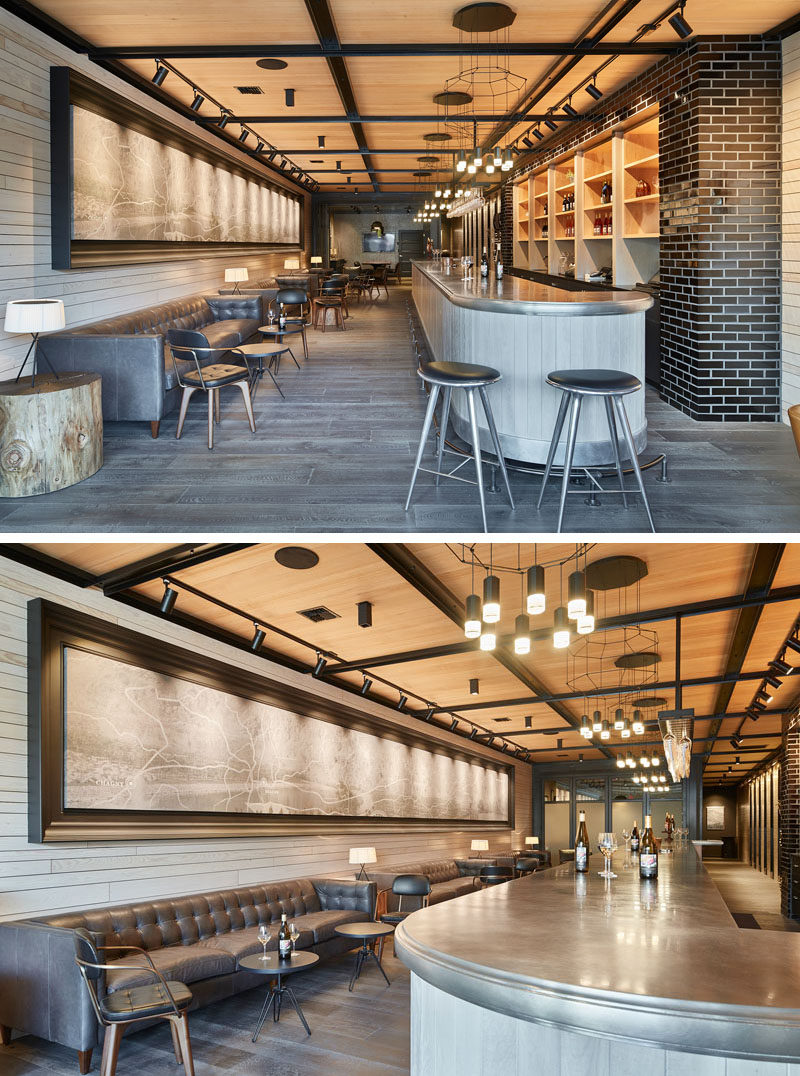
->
left=614, top=708, right=624, bottom=731
left=746, top=708, right=760, bottom=723
left=450, top=717, right=459, bottom=732
left=312, top=655, right=327, bottom=677
left=522, top=137, right=535, bottom=150
left=553, top=606, right=570, bottom=649
left=600, top=718, right=610, bottom=741
left=585, top=81, right=604, bottom=101
left=357, top=601, right=373, bottom=629
left=757, top=689, right=773, bottom=703
left=668, top=3, right=694, bottom=39
left=152, top=62, right=168, bottom=86
left=467, top=159, right=477, bottom=175
left=730, top=734, right=743, bottom=750
left=592, top=710, right=603, bottom=733
left=479, top=632, right=497, bottom=652
left=764, top=674, right=782, bottom=690
left=255, top=140, right=265, bottom=154
left=217, top=111, right=230, bottom=129
left=396, top=694, right=408, bottom=711
left=238, top=128, right=249, bottom=143
left=544, top=116, right=558, bottom=131
left=770, top=659, right=792, bottom=676
left=318, top=135, right=326, bottom=148
left=360, top=676, right=373, bottom=696
left=485, top=161, right=495, bottom=174
left=563, top=99, right=579, bottom=119
left=578, top=753, right=584, bottom=764
left=486, top=735, right=495, bottom=746
left=190, top=91, right=205, bottom=111
left=786, top=637, right=800, bottom=658
left=464, top=593, right=482, bottom=639
left=268, top=149, right=278, bottom=161
left=532, top=127, right=544, bottom=141
left=284, top=88, right=295, bottom=106
left=424, top=706, right=435, bottom=722
left=159, top=580, right=177, bottom=615
left=469, top=678, right=480, bottom=696
left=482, top=575, right=501, bottom=623
left=580, top=714, right=592, bottom=739
left=501, top=743, right=510, bottom=754
left=469, top=728, right=478, bottom=740
left=526, top=564, right=546, bottom=615
left=514, top=613, right=531, bottom=655
left=250, top=624, right=266, bottom=652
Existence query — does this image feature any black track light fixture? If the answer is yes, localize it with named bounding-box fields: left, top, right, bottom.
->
left=360, top=676, right=373, bottom=696
left=486, top=734, right=495, bottom=746
left=312, top=654, right=327, bottom=678
left=190, top=91, right=205, bottom=112
left=469, top=678, right=479, bottom=696
left=585, top=81, right=604, bottom=101
left=764, top=674, right=782, bottom=690
left=449, top=717, right=459, bottom=732
left=285, top=88, right=295, bottom=107
left=770, top=659, right=792, bottom=676
left=469, top=728, right=478, bottom=740
left=746, top=708, right=760, bottom=722
left=522, top=136, right=535, bottom=150
left=250, top=624, right=266, bottom=652
left=267, top=148, right=278, bottom=161
left=152, top=62, right=168, bottom=87
left=668, top=3, right=693, bottom=39
left=562, top=98, right=579, bottom=119
left=543, top=116, right=558, bottom=131
left=159, top=580, right=178, bottom=615
left=396, top=693, right=408, bottom=711
left=730, top=735, right=742, bottom=750
left=255, top=140, right=265, bottom=154
left=524, top=716, right=532, bottom=729
left=532, top=127, right=544, bottom=141
left=217, top=111, right=230, bottom=130
left=424, top=706, right=435, bottom=722
left=238, top=128, right=249, bottom=144
left=501, top=742, right=509, bottom=753
left=786, top=637, right=800, bottom=658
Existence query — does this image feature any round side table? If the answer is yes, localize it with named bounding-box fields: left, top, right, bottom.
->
left=335, top=922, right=395, bottom=991
left=238, top=950, right=319, bottom=1039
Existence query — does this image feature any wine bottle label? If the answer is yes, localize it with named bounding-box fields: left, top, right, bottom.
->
left=279, top=938, right=291, bottom=958
left=631, top=837, right=639, bottom=852
left=575, top=846, right=587, bottom=870
left=640, top=853, right=657, bottom=878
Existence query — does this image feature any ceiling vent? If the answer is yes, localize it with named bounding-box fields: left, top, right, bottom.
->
left=297, top=606, right=340, bottom=623
left=494, top=717, right=511, bottom=723
left=236, top=85, right=264, bottom=95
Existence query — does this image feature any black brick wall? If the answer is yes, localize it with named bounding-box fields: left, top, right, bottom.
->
left=501, top=36, right=782, bottom=422
left=779, top=714, right=797, bottom=918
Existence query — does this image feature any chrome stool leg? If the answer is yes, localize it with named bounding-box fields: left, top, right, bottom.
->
left=603, top=395, right=628, bottom=509
left=478, top=385, right=514, bottom=510
left=466, top=387, right=488, bottom=533
left=537, top=391, right=571, bottom=510
left=405, top=383, right=441, bottom=511
left=436, top=385, right=453, bottom=484
left=557, top=394, right=583, bottom=533
left=612, top=394, right=656, bottom=533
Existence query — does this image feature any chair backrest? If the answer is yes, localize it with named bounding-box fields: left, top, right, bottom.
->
left=167, top=328, right=210, bottom=350
left=392, top=873, right=431, bottom=898
left=277, top=287, right=308, bottom=305
left=374, top=265, right=388, bottom=281
left=73, top=927, right=102, bottom=981
left=515, top=857, right=539, bottom=873
left=480, top=865, right=513, bottom=884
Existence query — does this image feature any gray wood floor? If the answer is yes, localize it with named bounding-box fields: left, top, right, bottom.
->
left=0, top=948, right=410, bottom=1075
left=0, top=285, right=798, bottom=533
left=704, top=858, right=800, bottom=931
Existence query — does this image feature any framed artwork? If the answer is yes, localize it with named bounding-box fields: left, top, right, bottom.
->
left=706, top=805, right=725, bottom=831
left=27, top=600, right=513, bottom=842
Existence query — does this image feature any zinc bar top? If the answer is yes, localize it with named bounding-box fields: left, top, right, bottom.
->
left=395, top=847, right=800, bottom=1063
left=412, top=261, right=654, bottom=316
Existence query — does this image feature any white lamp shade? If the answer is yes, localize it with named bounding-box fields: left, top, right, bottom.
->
left=310, top=256, right=323, bottom=265
left=471, top=839, right=489, bottom=852
left=224, top=267, right=249, bottom=283
left=4, top=299, right=65, bottom=334
left=283, top=258, right=301, bottom=270
left=525, top=836, right=539, bottom=846
left=349, top=846, right=377, bottom=865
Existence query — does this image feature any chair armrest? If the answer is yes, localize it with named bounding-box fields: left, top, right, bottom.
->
left=311, top=877, right=376, bottom=915
left=80, top=952, right=182, bottom=1015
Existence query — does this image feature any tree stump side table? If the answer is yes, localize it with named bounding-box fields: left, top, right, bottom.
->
left=0, top=373, right=103, bottom=497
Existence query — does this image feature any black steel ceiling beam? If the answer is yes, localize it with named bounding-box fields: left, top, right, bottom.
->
left=368, top=543, right=613, bottom=758
left=200, top=113, right=588, bottom=125
left=85, top=42, right=679, bottom=60
left=302, top=0, right=377, bottom=194
left=95, top=544, right=256, bottom=595
left=702, top=544, right=786, bottom=767
left=0, top=545, right=99, bottom=588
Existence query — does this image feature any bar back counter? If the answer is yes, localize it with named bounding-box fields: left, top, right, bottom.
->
left=395, top=846, right=800, bottom=1074
left=412, top=262, right=653, bottom=466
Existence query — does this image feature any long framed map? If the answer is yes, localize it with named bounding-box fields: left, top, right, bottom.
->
left=28, top=600, right=513, bottom=842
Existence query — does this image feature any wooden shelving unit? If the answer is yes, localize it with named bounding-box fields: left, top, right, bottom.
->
left=512, top=177, right=530, bottom=270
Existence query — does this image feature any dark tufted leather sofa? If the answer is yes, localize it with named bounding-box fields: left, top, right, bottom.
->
left=0, top=875, right=373, bottom=1070
left=41, top=294, right=262, bottom=437
left=371, top=859, right=479, bottom=913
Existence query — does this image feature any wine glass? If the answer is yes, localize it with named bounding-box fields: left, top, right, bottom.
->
left=598, top=832, right=618, bottom=879
left=257, top=924, right=271, bottom=961
left=290, top=921, right=300, bottom=954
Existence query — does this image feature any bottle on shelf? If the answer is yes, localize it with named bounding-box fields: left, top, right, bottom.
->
left=279, top=913, right=292, bottom=959
left=575, top=810, right=589, bottom=873
left=600, top=180, right=609, bottom=205
left=542, top=221, right=548, bottom=239
left=639, top=814, right=658, bottom=880
left=480, top=247, right=489, bottom=278
left=630, top=822, right=640, bottom=855
left=495, top=245, right=503, bottom=279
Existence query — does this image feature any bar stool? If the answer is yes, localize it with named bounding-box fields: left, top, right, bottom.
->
left=537, top=368, right=655, bottom=533
left=405, top=361, right=514, bottom=533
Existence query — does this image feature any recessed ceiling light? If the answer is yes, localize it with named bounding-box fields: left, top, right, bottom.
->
left=275, top=546, right=319, bottom=570
left=257, top=57, right=288, bottom=70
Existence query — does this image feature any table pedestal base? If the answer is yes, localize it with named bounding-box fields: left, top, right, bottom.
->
left=349, top=940, right=391, bottom=992
left=252, top=977, right=311, bottom=1040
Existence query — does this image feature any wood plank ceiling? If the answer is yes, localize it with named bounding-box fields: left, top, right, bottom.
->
left=19, top=541, right=800, bottom=786
left=21, top=0, right=799, bottom=194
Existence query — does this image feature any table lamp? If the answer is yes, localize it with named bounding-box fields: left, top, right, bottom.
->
left=3, top=299, right=65, bottom=386
left=471, top=839, right=489, bottom=856
left=283, top=258, right=301, bottom=273
left=525, top=836, right=540, bottom=848
left=224, top=267, right=249, bottom=294
left=349, top=846, right=377, bottom=881
left=310, top=256, right=323, bottom=266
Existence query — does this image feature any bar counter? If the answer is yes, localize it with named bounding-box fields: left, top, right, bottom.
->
left=395, top=847, right=800, bottom=1073
left=412, top=261, right=654, bottom=466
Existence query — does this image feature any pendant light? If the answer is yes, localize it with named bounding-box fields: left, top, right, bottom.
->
left=600, top=718, right=610, bottom=741
left=626, top=751, right=635, bottom=768
left=492, top=146, right=502, bottom=167
left=456, top=150, right=467, bottom=172
left=485, top=161, right=495, bottom=174
left=613, top=708, right=624, bottom=731
left=616, top=756, right=626, bottom=769
left=650, top=752, right=660, bottom=767
left=567, top=562, right=586, bottom=620
left=479, top=631, right=496, bottom=651
left=580, top=714, right=592, bottom=738
left=621, top=717, right=631, bottom=739
left=592, top=709, right=603, bottom=732
left=502, top=146, right=514, bottom=171
left=577, top=589, right=594, bottom=634
left=526, top=560, right=546, bottom=615
left=482, top=573, right=500, bottom=623
left=514, top=613, right=531, bottom=655
left=464, top=593, right=481, bottom=639
left=632, top=710, right=645, bottom=735
left=633, top=774, right=640, bottom=784
left=640, top=753, right=650, bottom=768
left=473, top=149, right=483, bottom=167
left=553, top=606, right=570, bottom=649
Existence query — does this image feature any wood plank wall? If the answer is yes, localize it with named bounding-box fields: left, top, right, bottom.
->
left=0, top=556, right=531, bottom=922
left=0, top=7, right=311, bottom=381
left=783, top=31, right=800, bottom=420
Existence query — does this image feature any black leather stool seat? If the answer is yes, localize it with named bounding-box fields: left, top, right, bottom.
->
left=421, top=360, right=501, bottom=387
left=183, top=363, right=248, bottom=388
left=100, top=980, right=192, bottom=1022
left=547, top=368, right=641, bottom=395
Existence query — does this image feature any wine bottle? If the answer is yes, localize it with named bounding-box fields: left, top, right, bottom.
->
left=575, top=810, right=589, bottom=873
left=630, top=822, right=640, bottom=854
left=480, top=247, right=489, bottom=277
left=495, top=248, right=503, bottom=279
left=639, top=814, right=658, bottom=880
left=279, top=913, right=292, bottom=959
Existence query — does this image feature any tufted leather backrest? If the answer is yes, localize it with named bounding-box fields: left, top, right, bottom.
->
left=35, top=880, right=322, bottom=951
left=205, top=295, right=261, bottom=322
left=55, top=293, right=259, bottom=340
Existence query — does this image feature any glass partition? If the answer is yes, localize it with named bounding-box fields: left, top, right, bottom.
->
left=544, top=779, right=571, bottom=855
left=575, top=777, right=606, bottom=848
left=611, top=775, right=643, bottom=837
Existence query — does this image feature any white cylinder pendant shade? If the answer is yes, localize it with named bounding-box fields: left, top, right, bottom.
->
left=224, top=267, right=249, bottom=283
left=4, top=299, right=65, bottom=333
left=349, top=846, right=376, bottom=865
